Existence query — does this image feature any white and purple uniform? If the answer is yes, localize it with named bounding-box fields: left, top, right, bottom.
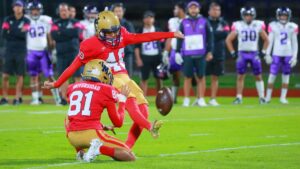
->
left=79, top=19, right=95, bottom=40
left=232, top=20, right=265, bottom=75
left=26, top=15, right=53, bottom=77
left=267, top=21, right=298, bottom=75
left=168, top=17, right=182, bottom=72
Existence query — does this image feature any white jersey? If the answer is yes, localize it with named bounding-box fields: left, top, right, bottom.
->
left=80, top=19, right=95, bottom=40
left=168, top=17, right=182, bottom=50
left=267, top=21, right=298, bottom=57
left=141, top=26, right=159, bottom=56
left=232, top=20, right=265, bottom=52
left=26, top=15, right=52, bottom=51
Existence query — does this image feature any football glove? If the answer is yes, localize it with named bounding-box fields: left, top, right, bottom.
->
left=162, top=50, right=169, bottom=65
left=175, top=52, right=183, bottom=65
left=264, top=55, right=273, bottom=65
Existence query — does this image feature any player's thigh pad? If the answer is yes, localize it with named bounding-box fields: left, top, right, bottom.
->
left=282, top=57, right=292, bottom=75
left=270, top=56, right=281, bottom=75
left=128, top=79, right=148, bottom=105
left=251, top=56, right=262, bottom=75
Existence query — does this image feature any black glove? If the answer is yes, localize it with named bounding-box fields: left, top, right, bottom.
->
left=230, top=51, right=238, bottom=59
left=259, top=50, right=266, bottom=58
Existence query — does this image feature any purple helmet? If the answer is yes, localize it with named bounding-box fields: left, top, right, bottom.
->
left=27, top=1, right=43, bottom=20
left=240, top=6, right=256, bottom=21
left=83, top=4, right=99, bottom=22
left=156, top=63, right=170, bottom=80
left=276, top=7, right=292, bottom=24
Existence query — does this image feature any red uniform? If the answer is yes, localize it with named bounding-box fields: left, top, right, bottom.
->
left=66, top=81, right=125, bottom=132
left=53, top=27, right=174, bottom=88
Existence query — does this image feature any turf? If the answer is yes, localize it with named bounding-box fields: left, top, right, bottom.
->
left=0, top=97, right=300, bottom=169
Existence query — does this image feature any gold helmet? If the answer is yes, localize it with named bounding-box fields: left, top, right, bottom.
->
left=94, top=10, right=121, bottom=48
left=81, top=59, right=114, bottom=85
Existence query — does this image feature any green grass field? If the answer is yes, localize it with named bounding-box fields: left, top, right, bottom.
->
left=0, top=97, right=300, bottom=169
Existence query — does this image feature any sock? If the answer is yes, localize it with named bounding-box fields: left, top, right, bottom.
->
left=38, top=91, right=43, bottom=98
left=171, top=86, right=178, bottom=102
left=266, top=88, right=273, bottom=101
left=125, top=98, right=151, bottom=130
left=51, top=88, right=61, bottom=104
left=99, top=146, right=115, bottom=157
left=236, top=94, right=242, bottom=100
left=32, top=91, right=39, bottom=101
left=280, top=88, right=288, bottom=100
left=255, top=81, right=265, bottom=98
left=125, top=104, right=149, bottom=148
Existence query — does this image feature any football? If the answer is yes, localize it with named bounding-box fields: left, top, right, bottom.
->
left=155, top=87, right=173, bottom=116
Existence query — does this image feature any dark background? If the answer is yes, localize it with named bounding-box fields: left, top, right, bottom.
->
left=1, top=0, right=300, bottom=73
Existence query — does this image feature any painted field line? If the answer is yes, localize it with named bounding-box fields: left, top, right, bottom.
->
left=190, top=133, right=211, bottom=137
left=24, top=161, right=83, bottom=169
left=28, top=111, right=65, bottom=115
left=159, top=142, right=300, bottom=157
left=165, top=112, right=299, bottom=122
left=0, top=127, right=63, bottom=132
left=42, top=130, right=65, bottom=134
left=265, top=135, right=288, bottom=138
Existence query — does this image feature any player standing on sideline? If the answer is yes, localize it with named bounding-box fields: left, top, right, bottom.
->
left=0, top=0, right=30, bottom=105
left=176, top=1, right=214, bottom=107
left=51, top=3, right=82, bottom=105
left=44, top=10, right=184, bottom=148
left=226, top=7, right=269, bottom=104
left=111, top=3, right=135, bottom=77
left=66, top=59, right=135, bottom=162
left=162, top=1, right=186, bottom=104
left=80, top=4, right=98, bottom=40
left=206, top=2, right=230, bottom=106
left=25, top=1, right=61, bottom=105
left=265, top=7, right=298, bottom=104
left=135, top=11, right=163, bottom=94
left=68, top=5, right=77, bottom=19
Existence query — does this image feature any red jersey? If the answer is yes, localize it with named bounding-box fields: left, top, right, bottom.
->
left=66, top=81, right=125, bottom=132
left=53, top=27, right=175, bottom=88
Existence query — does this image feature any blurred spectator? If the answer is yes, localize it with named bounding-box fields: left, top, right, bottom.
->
left=1, top=0, right=30, bottom=105
left=135, top=11, right=163, bottom=94
left=176, top=1, right=213, bottom=107
left=51, top=2, right=81, bottom=105
left=206, top=2, right=230, bottom=106
left=69, top=5, right=77, bottom=19
left=111, top=3, right=135, bottom=76
left=80, top=4, right=98, bottom=40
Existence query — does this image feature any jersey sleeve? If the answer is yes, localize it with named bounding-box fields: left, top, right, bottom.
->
left=231, top=22, right=238, bottom=33
left=260, top=21, right=266, bottom=32
left=294, top=24, right=299, bottom=34
left=122, top=27, right=175, bottom=46
left=168, top=18, right=177, bottom=32
left=105, top=86, right=125, bottom=128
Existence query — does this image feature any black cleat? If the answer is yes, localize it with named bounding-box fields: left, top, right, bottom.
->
left=59, top=98, right=68, bottom=106
left=0, top=98, right=8, bottom=105
left=13, top=98, right=21, bottom=105
left=233, top=98, right=242, bottom=105
left=38, top=97, right=44, bottom=104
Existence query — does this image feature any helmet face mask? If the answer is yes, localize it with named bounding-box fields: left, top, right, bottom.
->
left=276, top=7, right=291, bottom=24
left=240, top=7, right=256, bottom=24
left=27, top=1, right=43, bottom=20
left=95, top=11, right=121, bottom=48
left=156, top=63, right=170, bottom=80
left=81, top=59, right=114, bottom=85
left=83, top=5, right=99, bottom=23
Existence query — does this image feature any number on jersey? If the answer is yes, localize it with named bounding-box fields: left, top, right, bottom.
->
left=68, top=91, right=93, bottom=116
left=241, top=30, right=257, bottom=42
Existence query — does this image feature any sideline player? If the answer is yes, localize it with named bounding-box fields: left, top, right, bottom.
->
left=26, top=1, right=60, bottom=105
left=162, top=1, right=186, bottom=103
left=80, top=4, right=98, bottom=40
left=226, top=7, right=269, bottom=104
left=66, top=59, right=135, bottom=162
left=265, top=7, right=298, bottom=104
left=44, top=10, right=184, bottom=148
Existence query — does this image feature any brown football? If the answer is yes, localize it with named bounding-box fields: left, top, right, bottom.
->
left=155, top=87, right=173, bottom=116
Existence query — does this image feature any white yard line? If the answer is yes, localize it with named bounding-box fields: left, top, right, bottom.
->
left=0, top=127, right=63, bottom=132
left=159, top=142, right=300, bottom=157
left=28, top=111, right=65, bottom=115
left=265, top=135, right=288, bottom=138
left=24, top=161, right=83, bottom=169
left=190, top=133, right=211, bottom=137
left=165, top=113, right=299, bottom=122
